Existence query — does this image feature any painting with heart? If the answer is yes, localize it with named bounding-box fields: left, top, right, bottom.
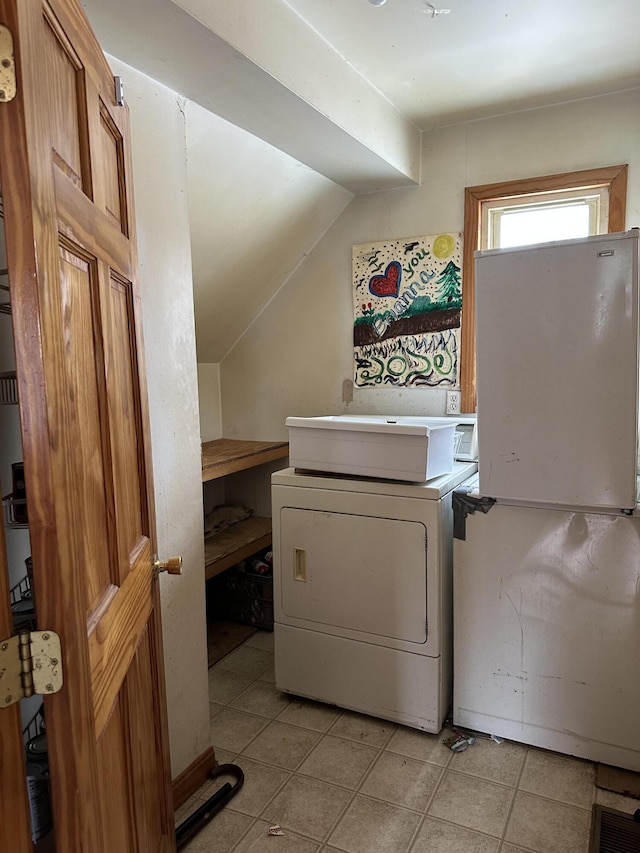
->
left=352, top=233, right=462, bottom=388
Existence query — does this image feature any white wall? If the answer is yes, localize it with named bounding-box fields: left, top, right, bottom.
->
left=197, top=362, right=222, bottom=442
left=186, top=99, right=352, bottom=364
left=108, top=57, right=210, bottom=778
left=220, top=88, right=640, bottom=440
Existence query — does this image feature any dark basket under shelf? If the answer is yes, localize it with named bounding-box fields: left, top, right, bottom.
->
left=210, top=567, right=274, bottom=631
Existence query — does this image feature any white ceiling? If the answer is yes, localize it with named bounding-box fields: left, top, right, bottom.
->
left=284, top=0, right=640, bottom=130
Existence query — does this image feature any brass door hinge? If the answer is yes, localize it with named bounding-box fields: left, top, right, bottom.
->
left=114, top=75, right=124, bottom=106
left=0, top=26, right=16, bottom=103
left=0, top=630, right=63, bottom=708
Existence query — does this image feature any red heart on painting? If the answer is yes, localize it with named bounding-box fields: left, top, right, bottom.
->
left=369, top=261, right=402, bottom=298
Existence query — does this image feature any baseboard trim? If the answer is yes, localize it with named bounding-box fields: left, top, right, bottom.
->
left=172, top=746, right=217, bottom=810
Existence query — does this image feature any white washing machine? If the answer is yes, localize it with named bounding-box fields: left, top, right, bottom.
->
left=271, top=459, right=477, bottom=732
left=452, top=476, right=640, bottom=771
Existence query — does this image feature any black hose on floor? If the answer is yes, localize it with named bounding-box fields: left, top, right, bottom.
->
left=175, top=763, right=244, bottom=851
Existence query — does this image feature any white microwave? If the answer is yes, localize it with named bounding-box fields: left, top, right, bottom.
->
left=417, top=415, right=477, bottom=462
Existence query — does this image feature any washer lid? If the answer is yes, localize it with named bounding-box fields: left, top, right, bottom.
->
left=272, top=461, right=478, bottom=499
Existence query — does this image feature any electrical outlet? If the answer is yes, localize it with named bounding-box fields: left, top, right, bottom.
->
left=446, top=390, right=461, bottom=415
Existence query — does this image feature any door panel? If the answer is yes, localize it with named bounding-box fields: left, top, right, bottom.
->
left=280, top=507, right=428, bottom=644
left=42, top=3, right=88, bottom=190
left=96, top=698, right=136, bottom=853
left=0, top=0, right=176, bottom=850
left=89, top=546, right=153, bottom=738
left=126, top=624, right=174, bottom=847
left=97, top=101, right=127, bottom=230
left=57, top=241, right=113, bottom=614
left=105, top=273, right=147, bottom=569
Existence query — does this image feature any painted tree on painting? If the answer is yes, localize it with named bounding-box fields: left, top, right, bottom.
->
left=435, top=261, right=462, bottom=304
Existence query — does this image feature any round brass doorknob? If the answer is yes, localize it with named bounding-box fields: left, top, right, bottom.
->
left=153, top=555, right=183, bottom=576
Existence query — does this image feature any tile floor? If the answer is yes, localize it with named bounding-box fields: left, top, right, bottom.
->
left=177, top=631, right=638, bottom=853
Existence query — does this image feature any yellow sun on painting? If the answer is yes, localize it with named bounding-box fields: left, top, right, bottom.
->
left=432, top=234, right=456, bottom=259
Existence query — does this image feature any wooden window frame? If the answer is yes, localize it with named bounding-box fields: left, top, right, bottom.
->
left=460, top=164, right=628, bottom=413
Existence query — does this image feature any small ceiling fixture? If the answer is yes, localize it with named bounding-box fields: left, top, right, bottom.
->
left=368, top=0, right=452, bottom=14
left=424, top=2, right=452, bottom=17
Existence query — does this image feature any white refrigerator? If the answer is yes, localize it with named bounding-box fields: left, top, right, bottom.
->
left=453, top=230, right=640, bottom=771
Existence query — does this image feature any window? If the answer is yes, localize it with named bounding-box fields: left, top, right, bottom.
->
left=482, top=186, right=610, bottom=250
left=460, top=164, right=628, bottom=411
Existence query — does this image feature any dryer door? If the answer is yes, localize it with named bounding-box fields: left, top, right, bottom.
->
left=279, top=507, right=428, bottom=650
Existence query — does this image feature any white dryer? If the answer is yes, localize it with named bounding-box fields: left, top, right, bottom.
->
left=271, top=460, right=477, bottom=732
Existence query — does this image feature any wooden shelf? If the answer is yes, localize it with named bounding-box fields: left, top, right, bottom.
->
left=201, top=439, right=287, bottom=580
left=201, top=438, right=288, bottom=483
left=204, top=516, right=272, bottom=580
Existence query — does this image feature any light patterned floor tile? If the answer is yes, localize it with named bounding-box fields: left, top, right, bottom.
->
left=298, top=734, right=378, bottom=789
left=209, top=707, right=269, bottom=753
left=428, top=770, right=514, bottom=837
left=277, top=697, right=342, bottom=732
left=386, top=726, right=452, bottom=767
left=410, top=816, right=500, bottom=852
left=504, top=791, right=591, bottom=853
left=262, top=774, right=353, bottom=840
left=258, top=663, right=276, bottom=683
left=242, top=720, right=321, bottom=769
left=229, top=680, right=291, bottom=718
left=211, top=748, right=238, bottom=767
left=245, top=630, right=275, bottom=651
left=328, top=794, right=422, bottom=853
left=201, top=634, right=619, bottom=853
left=216, top=645, right=273, bottom=678
left=234, top=819, right=321, bottom=852
left=360, top=751, right=443, bottom=811
left=448, top=738, right=526, bottom=786
left=329, top=711, right=396, bottom=748
left=199, top=757, right=290, bottom=817
left=208, top=668, right=254, bottom=705
left=519, top=749, right=595, bottom=809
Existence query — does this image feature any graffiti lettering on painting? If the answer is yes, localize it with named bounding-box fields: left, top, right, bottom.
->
left=354, top=331, right=458, bottom=388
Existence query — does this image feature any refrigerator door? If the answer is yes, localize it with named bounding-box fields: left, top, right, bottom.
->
left=453, top=499, right=640, bottom=771
left=476, top=230, right=639, bottom=509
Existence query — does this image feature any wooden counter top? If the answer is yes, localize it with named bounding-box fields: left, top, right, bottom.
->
left=201, top=438, right=289, bottom=482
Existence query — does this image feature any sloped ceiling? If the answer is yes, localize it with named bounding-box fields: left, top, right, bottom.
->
left=186, top=101, right=352, bottom=362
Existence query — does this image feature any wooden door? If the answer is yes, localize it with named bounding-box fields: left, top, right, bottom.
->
left=0, top=0, right=176, bottom=850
